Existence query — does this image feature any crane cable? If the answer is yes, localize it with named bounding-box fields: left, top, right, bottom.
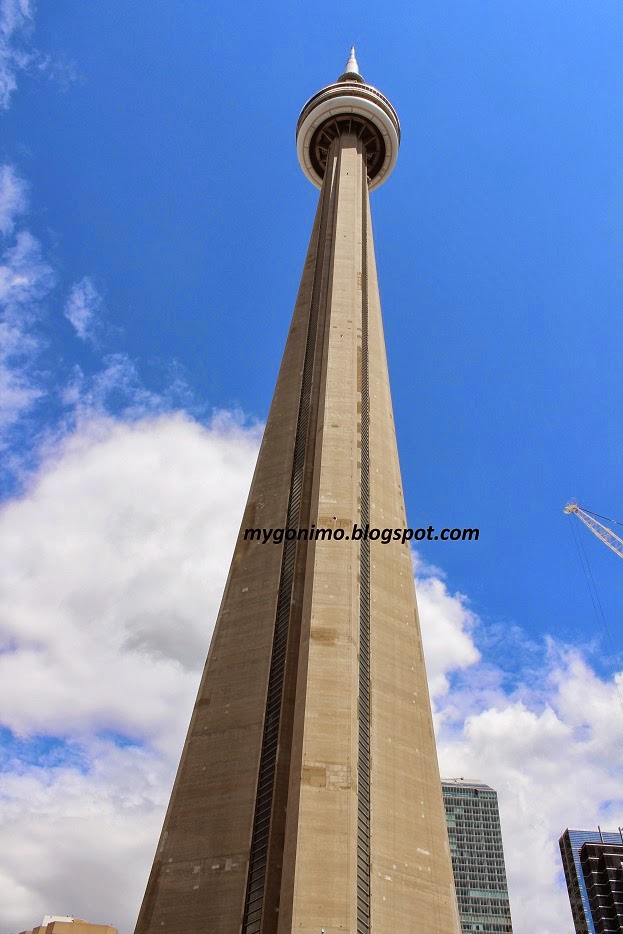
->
left=580, top=506, right=623, bottom=530
left=567, top=516, right=623, bottom=713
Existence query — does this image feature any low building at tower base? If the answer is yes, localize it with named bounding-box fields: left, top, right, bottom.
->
left=19, top=917, right=117, bottom=934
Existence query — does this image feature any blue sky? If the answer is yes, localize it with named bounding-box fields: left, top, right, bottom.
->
left=6, top=0, right=623, bottom=650
left=1, top=2, right=622, bottom=932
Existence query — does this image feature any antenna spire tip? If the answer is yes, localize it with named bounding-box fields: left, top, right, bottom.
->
left=338, top=46, right=364, bottom=83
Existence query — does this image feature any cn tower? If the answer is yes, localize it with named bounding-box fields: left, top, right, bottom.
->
left=135, top=49, right=460, bottom=934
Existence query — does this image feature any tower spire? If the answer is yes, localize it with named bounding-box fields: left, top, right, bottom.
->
left=338, top=44, right=364, bottom=83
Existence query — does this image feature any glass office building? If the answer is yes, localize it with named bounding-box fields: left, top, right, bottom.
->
left=442, top=779, right=513, bottom=934
left=560, top=828, right=623, bottom=934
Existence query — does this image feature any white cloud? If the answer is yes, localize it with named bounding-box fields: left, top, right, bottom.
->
left=0, top=228, right=55, bottom=310
left=0, top=741, right=174, bottom=933
left=413, top=554, right=480, bottom=698
left=0, top=412, right=259, bottom=751
left=0, top=227, right=55, bottom=436
left=64, top=276, right=103, bottom=343
left=66, top=353, right=195, bottom=424
left=0, top=0, right=76, bottom=111
left=0, top=0, right=35, bottom=110
left=0, top=163, right=28, bottom=236
left=0, top=164, right=60, bottom=453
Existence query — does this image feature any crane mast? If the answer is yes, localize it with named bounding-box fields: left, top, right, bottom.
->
left=564, top=502, right=623, bottom=561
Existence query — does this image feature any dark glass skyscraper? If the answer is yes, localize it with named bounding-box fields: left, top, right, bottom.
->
left=560, top=828, right=623, bottom=934
left=581, top=840, right=623, bottom=933
left=442, top=779, right=513, bottom=934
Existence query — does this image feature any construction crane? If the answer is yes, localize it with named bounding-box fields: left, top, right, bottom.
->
left=565, top=503, right=623, bottom=715
left=564, top=502, right=623, bottom=561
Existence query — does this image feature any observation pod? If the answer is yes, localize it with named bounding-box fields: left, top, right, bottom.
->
left=296, top=47, right=401, bottom=191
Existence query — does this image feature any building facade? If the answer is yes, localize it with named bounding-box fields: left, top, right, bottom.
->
left=134, top=50, right=460, bottom=933
left=560, top=829, right=623, bottom=934
left=442, top=779, right=513, bottom=934
left=580, top=840, right=623, bottom=933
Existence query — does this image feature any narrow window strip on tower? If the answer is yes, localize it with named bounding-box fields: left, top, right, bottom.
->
left=357, top=162, right=372, bottom=933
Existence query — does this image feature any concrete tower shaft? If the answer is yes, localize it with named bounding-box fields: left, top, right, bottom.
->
left=134, top=54, right=459, bottom=934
